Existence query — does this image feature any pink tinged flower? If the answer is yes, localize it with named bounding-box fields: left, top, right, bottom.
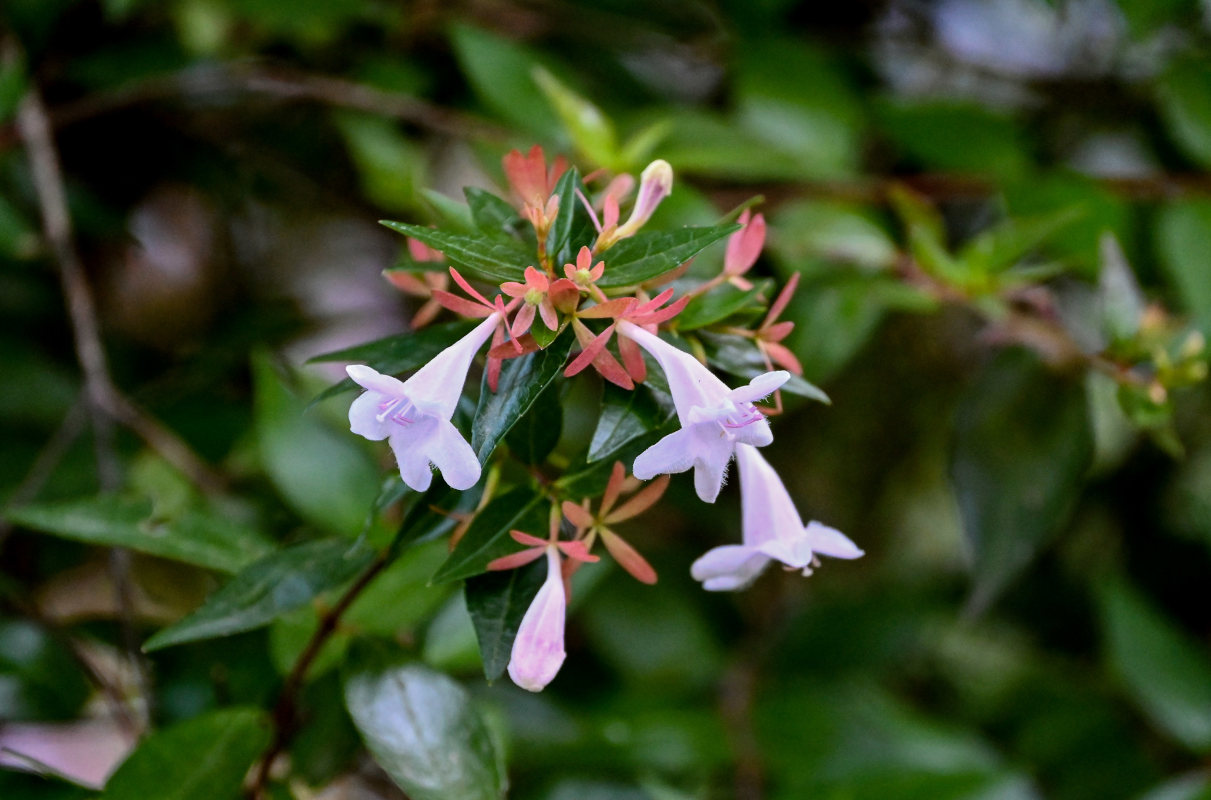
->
left=507, top=547, right=568, bottom=692
left=503, top=145, right=567, bottom=211
left=690, top=444, right=863, bottom=591
left=723, top=210, right=766, bottom=288
left=347, top=312, right=501, bottom=492
left=618, top=321, right=788, bottom=503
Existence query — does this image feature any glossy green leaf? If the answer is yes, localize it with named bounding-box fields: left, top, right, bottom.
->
left=676, top=280, right=770, bottom=331
left=391, top=482, right=483, bottom=555
left=464, top=557, right=546, bottom=681
left=1156, top=200, right=1211, bottom=327
left=1099, top=577, right=1211, bottom=751
left=544, top=167, right=584, bottom=267
left=466, top=187, right=522, bottom=236
left=343, top=652, right=505, bottom=800
left=308, top=320, right=477, bottom=403
left=143, top=538, right=375, bottom=651
left=253, top=353, right=380, bottom=535
left=471, top=330, right=574, bottom=462
left=421, top=188, right=475, bottom=234
left=99, top=708, right=269, bottom=799
left=380, top=221, right=530, bottom=284
left=952, top=350, right=1092, bottom=614
left=596, top=225, right=738, bottom=288
left=588, top=382, right=674, bottom=463
left=503, top=382, right=563, bottom=466
left=4, top=495, right=272, bottom=574
left=431, top=489, right=546, bottom=583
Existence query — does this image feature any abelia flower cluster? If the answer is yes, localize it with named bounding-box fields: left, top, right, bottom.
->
left=347, top=147, right=862, bottom=692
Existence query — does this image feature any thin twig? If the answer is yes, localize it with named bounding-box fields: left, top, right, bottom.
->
left=0, top=61, right=509, bottom=151
left=246, top=549, right=392, bottom=800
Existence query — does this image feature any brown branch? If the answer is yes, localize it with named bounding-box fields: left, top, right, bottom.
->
left=246, top=549, right=392, bottom=799
left=0, top=61, right=509, bottom=151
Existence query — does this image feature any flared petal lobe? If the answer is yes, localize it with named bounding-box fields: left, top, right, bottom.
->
left=347, top=313, right=500, bottom=491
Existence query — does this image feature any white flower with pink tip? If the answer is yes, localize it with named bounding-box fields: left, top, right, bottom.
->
left=618, top=320, right=788, bottom=503
left=691, top=444, right=863, bottom=591
left=346, top=313, right=501, bottom=492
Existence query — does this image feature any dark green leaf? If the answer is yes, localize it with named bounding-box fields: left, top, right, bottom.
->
left=253, top=353, right=379, bottom=536
left=431, top=489, right=546, bottom=583
left=380, top=222, right=530, bottom=284
left=951, top=350, right=1092, bottom=614
left=1099, top=577, right=1211, bottom=751
left=100, top=708, right=269, bottom=800
left=308, top=320, right=478, bottom=403
left=465, top=188, right=522, bottom=236
left=597, top=225, right=738, bottom=288
left=544, top=167, right=583, bottom=266
left=676, top=280, right=771, bottom=331
left=4, top=495, right=272, bottom=574
left=471, top=330, right=574, bottom=462
left=464, top=557, right=547, bottom=681
left=343, top=650, right=505, bottom=800
left=143, top=538, right=375, bottom=651
left=588, top=383, right=674, bottom=463
left=503, top=381, right=563, bottom=466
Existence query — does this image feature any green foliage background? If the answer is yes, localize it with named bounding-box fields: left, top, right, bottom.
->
left=3, top=1, right=1211, bottom=799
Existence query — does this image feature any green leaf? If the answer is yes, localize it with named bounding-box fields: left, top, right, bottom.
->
left=464, top=557, right=546, bottom=681
left=1158, top=58, right=1211, bottom=169
left=343, top=651, right=505, bottom=800
left=308, top=320, right=478, bottom=403
left=951, top=350, right=1092, bottom=614
left=1156, top=200, right=1211, bottom=327
left=431, top=489, right=546, bottom=583
left=471, top=330, right=574, bottom=462
left=142, top=538, right=375, bottom=651
left=533, top=68, right=618, bottom=169
left=544, top=167, right=585, bottom=267
left=380, top=221, right=530, bottom=284
left=465, top=187, right=522, bottom=236
left=99, top=708, right=270, bottom=800
left=421, top=188, right=475, bottom=234
left=877, top=100, right=1030, bottom=180
left=253, top=353, right=380, bottom=535
left=769, top=200, right=897, bottom=273
left=4, top=495, right=272, bottom=574
left=503, top=381, right=563, bottom=466
left=958, top=208, right=1082, bottom=277
left=588, top=383, right=674, bottom=463
left=734, top=37, right=864, bottom=180
left=676, top=280, right=771, bottom=331
left=333, top=111, right=423, bottom=213
left=597, top=225, right=738, bottom=288
left=701, top=333, right=830, bottom=404
left=1099, top=577, right=1211, bottom=752
left=448, top=23, right=560, bottom=138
